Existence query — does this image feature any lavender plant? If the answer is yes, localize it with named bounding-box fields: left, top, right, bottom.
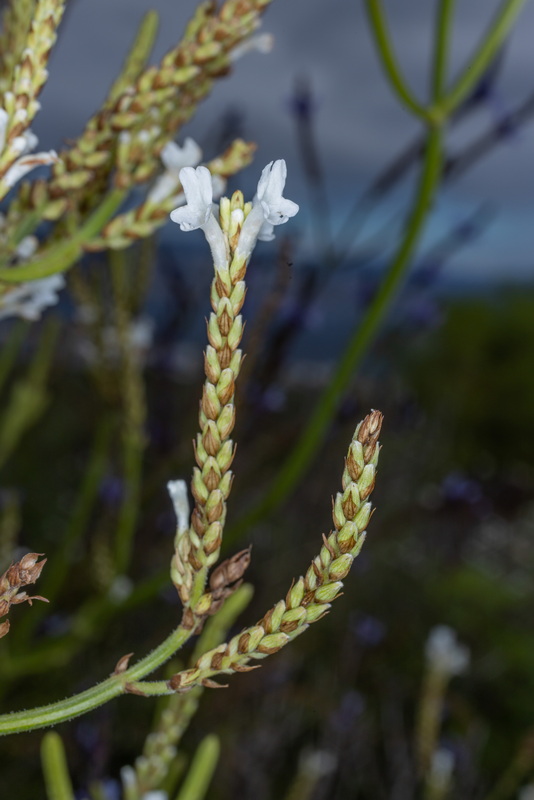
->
left=0, top=1, right=531, bottom=798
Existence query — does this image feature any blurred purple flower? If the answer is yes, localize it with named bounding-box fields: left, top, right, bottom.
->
left=350, top=612, right=386, bottom=647
left=99, top=475, right=124, bottom=507
left=330, top=690, right=366, bottom=734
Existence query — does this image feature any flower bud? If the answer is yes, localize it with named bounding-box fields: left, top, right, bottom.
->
left=315, top=581, right=343, bottom=604
left=329, top=554, right=353, bottom=581
left=257, top=632, right=289, bottom=654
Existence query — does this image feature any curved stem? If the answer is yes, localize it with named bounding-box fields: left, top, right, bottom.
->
left=0, top=188, right=126, bottom=283
left=364, top=0, right=430, bottom=121
left=431, top=0, right=456, bottom=99
left=432, top=0, right=527, bottom=117
left=0, top=622, right=192, bottom=735
left=227, top=127, right=443, bottom=544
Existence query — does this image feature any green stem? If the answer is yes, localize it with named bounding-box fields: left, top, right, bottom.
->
left=41, top=732, right=76, bottom=800
left=175, top=735, right=220, bottom=800
left=364, top=0, right=431, bottom=121
left=431, top=0, right=456, bottom=99
left=0, top=622, right=192, bottom=734
left=227, top=127, right=443, bottom=544
left=109, top=248, right=146, bottom=574
left=432, top=0, right=527, bottom=117
left=0, top=189, right=126, bottom=283
left=107, top=10, right=160, bottom=105
left=0, top=320, right=26, bottom=393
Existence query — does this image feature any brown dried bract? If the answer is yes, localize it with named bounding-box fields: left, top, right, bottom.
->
left=0, top=553, right=48, bottom=637
left=113, top=652, right=134, bottom=675
left=357, top=410, right=383, bottom=461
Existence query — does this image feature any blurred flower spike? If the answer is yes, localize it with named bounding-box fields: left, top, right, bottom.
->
left=425, top=625, right=470, bottom=677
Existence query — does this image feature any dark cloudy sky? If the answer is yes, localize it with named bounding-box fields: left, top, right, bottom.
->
left=36, top=0, right=534, bottom=282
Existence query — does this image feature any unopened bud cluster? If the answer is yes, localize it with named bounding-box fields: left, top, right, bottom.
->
left=0, top=552, right=47, bottom=638
left=168, top=411, right=383, bottom=692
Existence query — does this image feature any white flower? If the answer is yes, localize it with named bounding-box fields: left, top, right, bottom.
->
left=170, top=165, right=213, bottom=231
left=256, top=160, right=299, bottom=226
left=428, top=748, right=454, bottom=792
left=236, top=159, right=299, bottom=257
left=169, top=159, right=298, bottom=266
left=147, top=138, right=202, bottom=206
left=230, top=32, right=274, bottom=62
left=425, top=625, right=470, bottom=677
left=0, top=113, right=58, bottom=188
left=167, top=479, right=189, bottom=535
left=0, top=274, right=65, bottom=321
left=519, top=785, right=534, bottom=800
left=170, top=165, right=227, bottom=268
left=15, top=235, right=38, bottom=261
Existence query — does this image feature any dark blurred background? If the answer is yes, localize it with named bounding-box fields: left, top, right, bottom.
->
left=2, top=1, right=534, bottom=798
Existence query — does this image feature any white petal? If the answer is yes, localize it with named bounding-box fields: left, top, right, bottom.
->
left=255, top=159, right=299, bottom=226
left=15, top=235, right=38, bottom=260
left=169, top=166, right=213, bottom=231
left=230, top=32, right=274, bottom=62
left=161, top=138, right=202, bottom=173
left=3, top=150, right=58, bottom=188
left=167, top=480, right=189, bottom=535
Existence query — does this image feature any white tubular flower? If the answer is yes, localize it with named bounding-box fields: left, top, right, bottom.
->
left=257, top=160, right=299, bottom=225
left=170, top=165, right=227, bottom=269
left=147, top=138, right=202, bottom=206
left=170, top=165, right=213, bottom=231
left=163, top=139, right=202, bottom=172
left=0, top=274, right=65, bottom=321
left=230, top=32, right=274, bottom=62
left=236, top=159, right=299, bottom=258
left=167, top=479, right=190, bottom=536
left=425, top=625, right=470, bottom=677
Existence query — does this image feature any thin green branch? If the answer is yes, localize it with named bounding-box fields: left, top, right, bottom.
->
left=364, top=0, right=430, bottom=121
left=109, top=248, right=146, bottom=574
left=106, top=11, right=160, bottom=105
left=432, top=0, right=528, bottom=117
left=0, top=622, right=193, bottom=735
left=431, top=0, right=456, bottom=99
